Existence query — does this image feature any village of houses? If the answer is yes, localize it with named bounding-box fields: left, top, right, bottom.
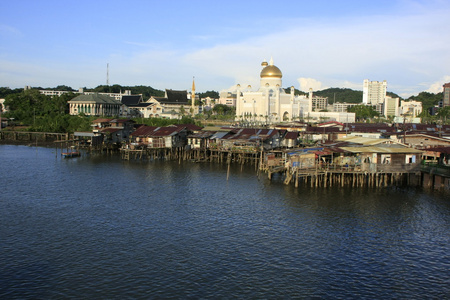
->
left=4, top=59, right=450, bottom=190
left=65, top=59, right=450, bottom=191
left=72, top=116, right=450, bottom=191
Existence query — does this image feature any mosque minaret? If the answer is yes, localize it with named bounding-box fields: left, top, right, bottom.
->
left=191, top=77, right=196, bottom=116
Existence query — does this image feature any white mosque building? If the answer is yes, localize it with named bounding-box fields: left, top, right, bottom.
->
left=235, top=58, right=355, bottom=124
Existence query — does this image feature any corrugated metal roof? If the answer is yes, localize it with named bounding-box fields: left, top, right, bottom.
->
left=210, top=132, right=229, bottom=139
left=130, top=125, right=158, bottom=136
left=74, top=131, right=96, bottom=137
left=69, top=94, right=120, bottom=104
left=338, top=136, right=390, bottom=145
left=284, top=131, right=299, bottom=139
left=339, top=146, right=422, bottom=154
left=101, top=128, right=121, bottom=133
left=287, top=147, right=324, bottom=155
left=131, top=125, right=183, bottom=137
left=92, top=118, right=112, bottom=123
left=201, top=126, right=231, bottom=132
left=188, top=131, right=215, bottom=138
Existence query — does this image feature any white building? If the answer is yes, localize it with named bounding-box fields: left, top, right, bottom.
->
left=400, top=100, right=422, bottom=117
left=383, top=96, right=399, bottom=118
left=312, top=96, right=328, bottom=111
left=218, top=90, right=238, bottom=107
left=68, top=94, right=123, bottom=116
left=39, top=88, right=133, bottom=101
left=0, top=98, right=6, bottom=112
left=363, top=79, right=387, bottom=105
left=332, top=102, right=358, bottom=113
left=235, top=58, right=354, bottom=124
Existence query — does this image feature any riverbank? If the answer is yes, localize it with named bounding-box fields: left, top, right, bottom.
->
left=0, top=139, right=58, bottom=147
left=2, top=130, right=449, bottom=191
left=0, top=130, right=69, bottom=148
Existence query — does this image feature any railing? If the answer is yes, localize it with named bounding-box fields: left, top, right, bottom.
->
left=287, top=162, right=422, bottom=173
left=421, top=162, right=450, bottom=176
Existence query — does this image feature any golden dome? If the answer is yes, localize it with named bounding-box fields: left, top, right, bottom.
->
left=260, top=65, right=282, bottom=78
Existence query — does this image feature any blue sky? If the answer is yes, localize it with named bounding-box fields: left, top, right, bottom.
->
left=1, top=0, right=449, bottom=98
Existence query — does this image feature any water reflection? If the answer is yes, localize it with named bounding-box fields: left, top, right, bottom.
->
left=0, top=145, right=449, bottom=299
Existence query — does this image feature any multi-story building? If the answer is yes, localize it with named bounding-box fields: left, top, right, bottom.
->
left=362, top=79, right=387, bottom=105
left=383, top=96, right=399, bottom=118
left=312, top=96, right=328, bottom=111
left=443, top=82, right=450, bottom=107
left=218, top=91, right=238, bottom=106
left=332, top=102, right=358, bottom=113
left=400, top=100, right=422, bottom=117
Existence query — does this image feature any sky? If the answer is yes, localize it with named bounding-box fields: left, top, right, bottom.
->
left=1, top=0, right=449, bottom=98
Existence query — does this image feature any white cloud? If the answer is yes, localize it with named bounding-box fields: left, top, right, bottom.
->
left=174, top=4, right=450, bottom=95
left=2, top=1, right=450, bottom=96
left=426, top=76, right=450, bottom=94
left=297, top=78, right=324, bottom=92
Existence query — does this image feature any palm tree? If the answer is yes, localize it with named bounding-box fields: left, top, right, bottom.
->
left=179, top=105, right=186, bottom=116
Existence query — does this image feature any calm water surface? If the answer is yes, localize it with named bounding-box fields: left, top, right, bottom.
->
left=0, top=145, right=449, bottom=299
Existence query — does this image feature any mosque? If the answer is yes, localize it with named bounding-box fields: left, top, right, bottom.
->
left=234, top=58, right=355, bottom=124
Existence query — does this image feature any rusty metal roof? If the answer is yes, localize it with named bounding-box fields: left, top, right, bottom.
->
left=131, top=125, right=182, bottom=137
left=338, top=136, right=393, bottom=146
left=339, top=146, right=422, bottom=154
left=284, top=131, right=299, bottom=139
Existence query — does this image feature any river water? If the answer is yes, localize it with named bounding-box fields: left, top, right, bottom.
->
left=0, top=145, right=449, bottom=299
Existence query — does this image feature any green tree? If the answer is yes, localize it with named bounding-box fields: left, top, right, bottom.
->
left=314, top=88, right=363, bottom=103
left=437, top=106, right=450, bottom=123
left=407, top=91, right=442, bottom=110
left=213, top=104, right=225, bottom=115
left=417, top=110, right=435, bottom=124
left=3, top=89, right=77, bottom=130
left=347, top=105, right=380, bottom=121
left=179, top=106, right=186, bottom=116
left=52, top=85, right=75, bottom=91
left=197, top=90, right=219, bottom=99
left=89, top=84, right=165, bottom=98
left=0, top=87, right=23, bottom=98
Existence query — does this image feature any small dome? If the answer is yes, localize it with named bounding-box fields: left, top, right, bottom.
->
left=260, top=65, right=282, bottom=78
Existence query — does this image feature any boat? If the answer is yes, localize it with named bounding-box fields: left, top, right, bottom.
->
left=61, top=151, right=81, bottom=158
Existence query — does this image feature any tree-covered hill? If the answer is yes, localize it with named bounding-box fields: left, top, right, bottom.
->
left=88, top=85, right=165, bottom=98
left=281, top=87, right=365, bottom=103
left=1, top=84, right=444, bottom=115
left=313, top=88, right=363, bottom=103
left=407, top=91, right=443, bottom=110
left=197, top=90, right=219, bottom=99
left=0, top=87, right=24, bottom=98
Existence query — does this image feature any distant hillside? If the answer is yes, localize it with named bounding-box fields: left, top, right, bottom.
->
left=89, top=85, right=165, bottom=98
left=300, top=87, right=400, bottom=104
left=282, top=87, right=365, bottom=103
left=313, top=88, right=363, bottom=103
left=407, top=91, right=443, bottom=110
left=1, top=84, right=442, bottom=111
